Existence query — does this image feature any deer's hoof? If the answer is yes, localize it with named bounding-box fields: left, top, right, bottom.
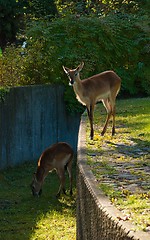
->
left=112, top=130, right=115, bottom=136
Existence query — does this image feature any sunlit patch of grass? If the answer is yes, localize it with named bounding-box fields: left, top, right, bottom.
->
left=86, top=97, right=150, bottom=231
left=116, top=193, right=150, bottom=231
left=99, top=183, right=122, bottom=199
left=30, top=200, right=76, bottom=240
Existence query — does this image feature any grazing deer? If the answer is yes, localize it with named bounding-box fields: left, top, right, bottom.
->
left=63, top=62, right=121, bottom=140
left=31, top=142, right=74, bottom=197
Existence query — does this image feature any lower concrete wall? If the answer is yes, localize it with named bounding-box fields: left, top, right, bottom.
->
left=76, top=115, right=149, bottom=240
left=0, top=85, right=81, bottom=169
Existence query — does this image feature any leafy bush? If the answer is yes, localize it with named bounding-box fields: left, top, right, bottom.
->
left=25, top=14, right=149, bottom=95
left=0, top=13, right=149, bottom=112
left=0, top=45, right=24, bottom=87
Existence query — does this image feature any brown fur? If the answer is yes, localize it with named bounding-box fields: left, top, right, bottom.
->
left=63, top=62, right=121, bottom=139
left=31, top=142, right=74, bottom=197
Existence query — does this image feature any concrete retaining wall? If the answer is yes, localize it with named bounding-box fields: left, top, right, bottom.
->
left=0, top=85, right=81, bottom=169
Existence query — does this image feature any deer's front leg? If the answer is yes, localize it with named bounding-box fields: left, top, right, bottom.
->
left=87, top=105, right=94, bottom=140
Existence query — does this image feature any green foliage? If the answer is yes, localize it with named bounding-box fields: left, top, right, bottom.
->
left=0, top=12, right=149, bottom=112
left=0, top=0, right=58, bottom=49
left=0, top=0, right=18, bottom=48
left=24, top=14, right=149, bottom=97
left=56, top=0, right=150, bottom=16
left=0, top=87, right=10, bottom=102
left=64, top=87, right=85, bottom=114
left=26, top=0, right=58, bottom=20
left=0, top=45, right=24, bottom=87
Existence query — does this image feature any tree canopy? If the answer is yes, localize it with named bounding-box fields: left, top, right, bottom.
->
left=0, top=0, right=149, bottom=112
left=0, top=0, right=149, bottom=49
left=0, top=0, right=58, bottom=49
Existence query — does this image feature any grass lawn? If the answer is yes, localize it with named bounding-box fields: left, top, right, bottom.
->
left=0, top=161, right=76, bottom=240
left=86, top=97, right=150, bottom=232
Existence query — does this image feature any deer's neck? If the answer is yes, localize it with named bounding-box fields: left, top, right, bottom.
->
left=36, top=166, right=46, bottom=183
left=73, top=77, right=86, bottom=106
left=73, top=76, right=82, bottom=91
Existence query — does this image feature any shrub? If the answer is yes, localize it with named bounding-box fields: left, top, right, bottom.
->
left=0, top=45, right=23, bottom=87
left=0, top=14, right=149, bottom=112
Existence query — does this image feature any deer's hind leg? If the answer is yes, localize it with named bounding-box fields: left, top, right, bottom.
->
left=101, top=98, right=112, bottom=136
left=109, top=95, right=116, bottom=136
left=66, top=157, right=73, bottom=195
left=56, top=168, right=66, bottom=197
left=111, top=103, right=116, bottom=136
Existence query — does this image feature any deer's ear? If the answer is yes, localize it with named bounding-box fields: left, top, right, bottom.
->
left=77, top=62, right=84, bottom=72
left=62, top=66, right=69, bottom=74
left=81, top=62, right=84, bottom=68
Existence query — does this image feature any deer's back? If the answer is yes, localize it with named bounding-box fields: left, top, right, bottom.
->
left=81, top=70, right=121, bottom=99
left=38, top=142, right=73, bottom=170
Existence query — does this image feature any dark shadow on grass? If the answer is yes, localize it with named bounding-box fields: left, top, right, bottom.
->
left=105, top=137, right=150, bottom=159
left=85, top=130, right=150, bottom=167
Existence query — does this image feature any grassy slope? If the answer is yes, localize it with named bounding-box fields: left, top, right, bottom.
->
left=0, top=162, right=76, bottom=240
left=86, top=97, right=150, bottom=231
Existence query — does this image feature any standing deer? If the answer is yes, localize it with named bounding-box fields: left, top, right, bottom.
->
left=30, top=142, right=74, bottom=197
left=63, top=62, right=121, bottom=140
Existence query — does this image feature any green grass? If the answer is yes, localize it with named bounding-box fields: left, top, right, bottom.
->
left=0, top=162, right=76, bottom=240
left=86, top=97, right=150, bottom=231
left=0, top=97, right=149, bottom=238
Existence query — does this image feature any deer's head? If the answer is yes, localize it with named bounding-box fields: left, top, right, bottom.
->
left=63, top=62, right=84, bottom=85
left=30, top=174, right=42, bottom=197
